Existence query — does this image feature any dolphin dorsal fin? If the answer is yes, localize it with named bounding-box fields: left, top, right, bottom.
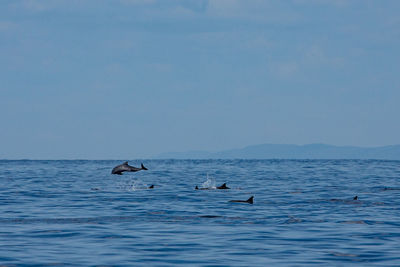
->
left=247, top=196, right=254, bottom=204
left=141, top=163, right=148, bottom=170
left=222, top=183, right=226, bottom=187
left=123, top=161, right=129, bottom=165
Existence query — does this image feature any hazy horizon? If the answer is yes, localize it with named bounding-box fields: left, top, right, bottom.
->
left=1, top=1, right=399, bottom=159
left=1, top=143, right=399, bottom=160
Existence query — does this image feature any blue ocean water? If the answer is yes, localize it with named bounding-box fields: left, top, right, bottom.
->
left=0, top=159, right=400, bottom=266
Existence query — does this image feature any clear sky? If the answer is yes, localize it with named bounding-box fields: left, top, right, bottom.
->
left=1, top=0, right=399, bottom=159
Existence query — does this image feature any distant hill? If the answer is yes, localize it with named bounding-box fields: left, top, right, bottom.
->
left=154, top=144, right=400, bottom=160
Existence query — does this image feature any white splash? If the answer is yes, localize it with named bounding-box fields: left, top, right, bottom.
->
left=116, top=178, right=148, bottom=191
left=130, top=180, right=148, bottom=191
left=201, top=173, right=216, bottom=189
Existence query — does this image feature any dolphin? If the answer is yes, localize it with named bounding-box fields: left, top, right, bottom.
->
left=111, top=162, right=148, bottom=175
left=229, top=196, right=254, bottom=204
left=195, top=185, right=208, bottom=190
left=217, top=183, right=230, bottom=189
left=148, top=185, right=154, bottom=189
left=329, top=196, right=360, bottom=204
left=383, top=187, right=400, bottom=191
left=195, top=183, right=230, bottom=190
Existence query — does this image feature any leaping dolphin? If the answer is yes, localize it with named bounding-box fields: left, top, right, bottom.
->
left=229, top=196, right=254, bottom=204
left=111, top=162, right=148, bottom=175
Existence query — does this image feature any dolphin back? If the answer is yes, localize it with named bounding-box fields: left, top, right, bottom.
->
left=229, top=196, right=254, bottom=204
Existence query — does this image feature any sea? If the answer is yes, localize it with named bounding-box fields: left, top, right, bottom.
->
left=1, top=159, right=400, bottom=266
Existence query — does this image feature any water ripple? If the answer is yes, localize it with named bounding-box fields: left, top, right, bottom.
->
left=1, top=159, right=400, bottom=266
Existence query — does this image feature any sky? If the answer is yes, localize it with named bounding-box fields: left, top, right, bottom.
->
left=1, top=0, right=399, bottom=159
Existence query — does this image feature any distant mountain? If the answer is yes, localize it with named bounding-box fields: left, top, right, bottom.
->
left=154, top=144, right=400, bottom=160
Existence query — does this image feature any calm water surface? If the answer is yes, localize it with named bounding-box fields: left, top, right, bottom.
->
left=1, top=160, right=400, bottom=266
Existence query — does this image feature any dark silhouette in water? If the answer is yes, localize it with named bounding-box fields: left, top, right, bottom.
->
left=195, top=185, right=210, bottom=190
left=148, top=185, right=154, bottom=189
left=329, top=196, right=359, bottom=204
left=111, top=162, right=148, bottom=175
left=383, top=187, right=400, bottom=191
left=195, top=183, right=230, bottom=190
left=217, top=183, right=230, bottom=189
left=199, top=215, right=222, bottom=218
left=229, top=196, right=254, bottom=204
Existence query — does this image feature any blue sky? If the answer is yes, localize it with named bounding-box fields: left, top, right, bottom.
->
left=1, top=0, right=399, bottom=159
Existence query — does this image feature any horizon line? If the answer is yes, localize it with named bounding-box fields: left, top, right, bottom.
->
left=1, top=143, right=399, bottom=161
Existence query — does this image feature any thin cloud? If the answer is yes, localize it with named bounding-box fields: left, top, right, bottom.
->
left=206, top=0, right=301, bottom=23
left=0, top=21, right=16, bottom=32
left=119, top=0, right=156, bottom=5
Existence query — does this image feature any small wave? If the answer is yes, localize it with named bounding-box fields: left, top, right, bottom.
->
left=330, top=251, right=359, bottom=258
